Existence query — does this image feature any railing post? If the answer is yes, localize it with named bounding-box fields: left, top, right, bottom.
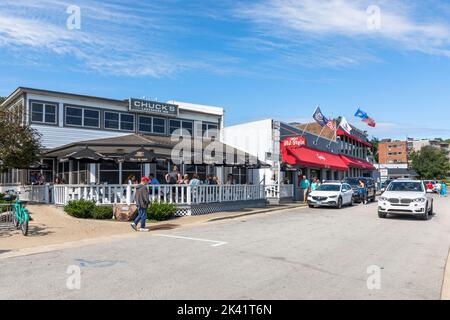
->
left=44, top=184, right=49, bottom=204
left=64, top=186, right=69, bottom=205
left=126, top=184, right=132, bottom=206
left=187, top=185, right=191, bottom=205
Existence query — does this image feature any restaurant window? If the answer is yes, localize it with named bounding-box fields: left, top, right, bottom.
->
left=232, top=168, right=247, bottom=184
left=31, top=102, right=57, bottom=125
left=65, top=106, right=100, bottom=128
left=122, top=163, right=142, bottom=184
left=42, top=159, right=54, bottom=183
left=139, top=116, right=166, bottom=134
left=104, top=112, right=135, bottom=131
left=153, top=117, right=166, bottom=134
left=170, top=119, right=193, bottom=136
left=156, top=160, right=169, bottom=183
left=78, top=162, right=88, bottom=184
left=99, top=162, right=119, bottom=184
left=57, top=162, right=70, bottom=183
left=185, top=165, right=207, bottom=182
left=202, top=123, right=219, bottom=138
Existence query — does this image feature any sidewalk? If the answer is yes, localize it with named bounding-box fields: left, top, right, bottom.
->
left=0, top=203, right=304, bottom=259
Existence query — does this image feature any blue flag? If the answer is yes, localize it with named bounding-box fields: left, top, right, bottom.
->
left=354, top=108, right=368, bottom=120
left=312, top=106, right=329, bottom=127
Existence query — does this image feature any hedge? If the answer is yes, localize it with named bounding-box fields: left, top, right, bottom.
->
left=64, top=199, right=97, bottom=219
left=147, top=202, right=177, bottom=221
left=92, top=205, right=113, bottom=220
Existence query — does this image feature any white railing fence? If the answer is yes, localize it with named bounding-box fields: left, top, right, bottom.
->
left=265, top=184, right=294, bottom=199
left=52, top=184, right=267, bottom=206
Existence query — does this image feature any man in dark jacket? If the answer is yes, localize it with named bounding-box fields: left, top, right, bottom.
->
left=131, top=176, right=150, bottom=232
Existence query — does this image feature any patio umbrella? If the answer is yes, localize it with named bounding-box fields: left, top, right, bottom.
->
left=123, top=147, right=157, bottom=163
left=60, top=146, right=114, bottom=163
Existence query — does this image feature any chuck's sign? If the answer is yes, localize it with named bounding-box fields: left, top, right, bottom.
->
left=283, top=137, right=307, bottom=149
left=129, top=98, right=178, bottom=116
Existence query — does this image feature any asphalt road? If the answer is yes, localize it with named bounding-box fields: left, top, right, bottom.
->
left=1, top=196, right=450, bottom=300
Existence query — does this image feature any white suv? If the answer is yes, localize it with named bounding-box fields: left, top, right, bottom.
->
left=378, top=180, right=434, bottom=220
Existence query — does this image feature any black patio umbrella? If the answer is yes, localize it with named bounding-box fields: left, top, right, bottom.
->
left=60, top=146, right=114, bottom=163
left=123, top=147, right=157, bottom=163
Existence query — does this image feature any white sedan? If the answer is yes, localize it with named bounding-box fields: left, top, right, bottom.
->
left=307, top=183, right=354, bottom=209
left=378, top=180, right=434, bottom=220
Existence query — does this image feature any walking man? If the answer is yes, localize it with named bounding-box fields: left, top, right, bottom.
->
left=131, top=176, right=150, bottom=232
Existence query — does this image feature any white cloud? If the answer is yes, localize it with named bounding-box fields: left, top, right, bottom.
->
left=236, top=0, right=450, bottom=62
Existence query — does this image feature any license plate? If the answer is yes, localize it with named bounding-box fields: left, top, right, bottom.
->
left=316, top=201, right=321, bottom=205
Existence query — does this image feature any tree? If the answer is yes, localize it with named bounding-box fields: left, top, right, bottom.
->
left=410, top=146, right=450, bottom=179
left=0, top=106, right=43, bottom=171
left=369, top=137, right=379, bottom=163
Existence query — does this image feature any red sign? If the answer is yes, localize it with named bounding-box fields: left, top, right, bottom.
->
left=283, top=137, right=307, bottom=149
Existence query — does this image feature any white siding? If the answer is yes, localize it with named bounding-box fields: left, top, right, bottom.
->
left=33, top=124, right=129, bottom=149
left=222, top=119, right=275, bottom=184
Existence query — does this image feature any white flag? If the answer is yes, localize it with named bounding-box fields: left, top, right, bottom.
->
left=340, top=117, right=352, bottom=134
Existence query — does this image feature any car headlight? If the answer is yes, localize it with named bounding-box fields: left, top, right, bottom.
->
left=413, top=198, right=426, bottom=203
left=379, top=197, right=388, bottom=202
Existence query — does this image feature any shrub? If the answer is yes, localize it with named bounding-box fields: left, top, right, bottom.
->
left=93, top=205, right=113, bottom=220
left=147, top=202, right=177, bottom=221
left=64, top=199, right=96, bottom=219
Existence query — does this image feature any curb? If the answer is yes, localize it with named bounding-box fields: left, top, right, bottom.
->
left=206, top=204, right=307, bottom=222
left=442, top=247, right=450, bottom=300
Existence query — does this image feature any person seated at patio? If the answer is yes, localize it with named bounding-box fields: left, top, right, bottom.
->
left=126, top=175, right=137, bottom=185
left=148, top=174, right=160, bottom=197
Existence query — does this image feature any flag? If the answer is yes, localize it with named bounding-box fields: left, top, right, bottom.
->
left=339, top=117, right=352, bottom=134
left=354, top=108, right=368, bottom=119
left=363, top=117, right=376, bottom=127
left=312, top=106, right=328, bottom=127
left=326, top=119, right=336, bottom=131
left=354, top=107, right=376, bottom=128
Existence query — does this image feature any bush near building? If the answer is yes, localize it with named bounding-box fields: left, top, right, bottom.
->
left=64, top=199, right=176, bottom=221
left=64, top=199, right=97, bottom=219
left=147, top=202, right=177, bottom=221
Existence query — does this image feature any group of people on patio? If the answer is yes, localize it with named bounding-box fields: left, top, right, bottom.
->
left=125, top=165, right=236, bottom=187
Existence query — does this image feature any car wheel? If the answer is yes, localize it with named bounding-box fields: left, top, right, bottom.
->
left=378, top=211, right=387, bottom=219
left=308, top=204, right=314, bottom=208
left=371, top=194, right=376, bottom=202
left=429, top=201, right=434, bottom=215
left=336, top=197, right=343, bottom=209
left=420, top=206, right=430, bottom=221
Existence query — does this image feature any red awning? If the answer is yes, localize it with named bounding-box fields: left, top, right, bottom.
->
left=337, top=129, right=372, bottom=148
left=283, top=147, right=349, bottom=171
left=340, top=155, right=376, bottom=170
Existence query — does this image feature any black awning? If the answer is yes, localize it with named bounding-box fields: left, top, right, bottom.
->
left=60, top=146, right=114, bottom=163
left=122, top=147, right=157, bottom=163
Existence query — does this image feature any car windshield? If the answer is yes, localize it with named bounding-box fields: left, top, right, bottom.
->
left=387, top=182, right=424, bottom=192
left=317, top=185, right=341, bottom=192
left=343, top=178, right=360, bottom=186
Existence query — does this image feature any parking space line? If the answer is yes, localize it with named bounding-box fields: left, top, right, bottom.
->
left=153, top=234, right=227, bottom=247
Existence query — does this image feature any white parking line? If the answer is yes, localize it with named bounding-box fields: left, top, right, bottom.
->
left=153, top=234, right=227, bottom=247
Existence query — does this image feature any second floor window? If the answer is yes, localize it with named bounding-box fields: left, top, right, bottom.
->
left=104, top=112, right=135, bottom=131
left=31, top=102, right=57, bottom=124
left=170, top=119, right=193, bottom=136
left=65, top=106, right=100, bottom=128
left=138, top=116, right=167, bottom=134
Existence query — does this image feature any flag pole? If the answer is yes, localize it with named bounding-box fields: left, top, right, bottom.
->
left=300, top=105, right=318, bottom=137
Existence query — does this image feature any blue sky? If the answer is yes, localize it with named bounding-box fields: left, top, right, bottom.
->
left=1, top=0, right=450, bottom=139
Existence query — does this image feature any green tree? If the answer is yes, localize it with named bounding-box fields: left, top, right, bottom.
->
left=410, top=146, right=450, bottom=179
left=0, top=106, right=43, bottom=171
left=369, top=137, right=379, bottom=162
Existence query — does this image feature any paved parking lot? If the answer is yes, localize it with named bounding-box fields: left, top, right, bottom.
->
left=1, top=196, right=449, bottom=300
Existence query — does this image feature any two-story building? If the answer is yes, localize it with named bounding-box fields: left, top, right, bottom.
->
left=0, top=87, right=251, bottom=190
